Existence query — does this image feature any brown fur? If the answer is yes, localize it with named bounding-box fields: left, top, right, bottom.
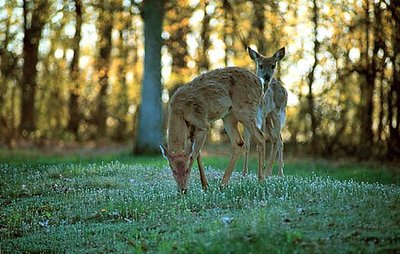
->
left=243, top=48, right=288, bottom=177
left=263, top=78, right=288, bottom=176
left=162, top=67, right=266, bottom=192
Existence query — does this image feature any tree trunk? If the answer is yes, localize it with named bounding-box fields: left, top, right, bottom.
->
left=377, top=71, right=385, bottom=143
left=252, top=1, right=266, bottom=53
left=307, top=0, right=319, bottom=152
left=166, top=2, right=190, bottom=75
left=95, top=1, right=113, bottom=137
left=0, top=12, right=15, bottom=139
left=387, top=3, right=400, bottom=160
left=67, top=0, right=83, bottom=137
left=134, top=0, right=164, bottom=154
left=374, top=1, right=385, bottom=145
left=358, top=0, right=375, bottom=157
left=113, top=21, right=130, bottom=141
left=197, top=0, right=211, bottom=71
left=222, top=1, right=231, bottom=67
left=20, top=0, right=48, bottom=135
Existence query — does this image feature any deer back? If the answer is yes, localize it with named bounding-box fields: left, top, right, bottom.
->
left=167, top=67, right=263, bottom=152
left=269, top=78, right=287, bottom=110
left=170, top=67, right=263, bottom=121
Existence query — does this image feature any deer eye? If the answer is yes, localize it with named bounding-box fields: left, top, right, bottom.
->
left=272, top=63, right=276, bottom=69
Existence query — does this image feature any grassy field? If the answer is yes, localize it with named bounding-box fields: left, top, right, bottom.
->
left=0, top=148, right=399, bottom=253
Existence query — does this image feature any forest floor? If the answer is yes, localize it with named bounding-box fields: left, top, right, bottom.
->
left=0, top=146, right=399, bottom=253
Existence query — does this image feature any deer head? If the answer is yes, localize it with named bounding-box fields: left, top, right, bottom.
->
left=247, top=47, right=285, bottom=85
left=160, top=144, right=194, bottom=194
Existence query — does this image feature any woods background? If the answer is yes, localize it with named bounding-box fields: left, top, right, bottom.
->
left=0, top=0, right=399, bottom=160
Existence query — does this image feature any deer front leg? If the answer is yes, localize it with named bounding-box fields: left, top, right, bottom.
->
left=196, top=153, right=209, bottom=190
left=240, top=115, right=266, bottom=182
left=265, top=114, right=280, bottom=176
left=256, top=138, right=265, bottom=182
left=185, top=120, right=209, bottom=190
left=187, top=125, right=209, bottom=190
left=265, top=139, right=277, bottom=176
left=277, top=134, right=284, bottom=177
left=242, top=128, right=251, bottom=176
left=189, top=127, right=208, bottom=168
left=221, top=115, right=243, bottom=187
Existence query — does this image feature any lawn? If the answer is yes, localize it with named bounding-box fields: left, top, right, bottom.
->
left=0, top=148, right=399, bottom=253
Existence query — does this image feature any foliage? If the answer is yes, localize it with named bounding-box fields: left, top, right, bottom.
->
left=0, top=152, right=399, bottom=252
left=0, top=0, right=399, bottom=159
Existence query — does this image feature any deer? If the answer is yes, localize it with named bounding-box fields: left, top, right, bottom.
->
left=160, top=67, right=267, bottom=193
left=242, top=47, right=288, bottom=177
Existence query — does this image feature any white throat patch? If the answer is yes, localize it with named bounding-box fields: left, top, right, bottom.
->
left=259, top=77, right=265, bottom=91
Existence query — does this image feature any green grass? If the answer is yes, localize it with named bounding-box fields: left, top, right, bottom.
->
left=0, top=148, right=399, bottom=253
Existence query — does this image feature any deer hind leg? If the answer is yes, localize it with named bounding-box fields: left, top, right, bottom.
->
left=242, top=128, right=251, bottom=176
left=240, top=116, right=265, bottom=182
left=277, top=134, right=284, bottom=177
left=221, top=115, right=243, bottom=187
left=196, top=153, right=209, bottom=190
left=265, top=114, right=281, bottom=176
left=265, top=138, right=277, bottom=176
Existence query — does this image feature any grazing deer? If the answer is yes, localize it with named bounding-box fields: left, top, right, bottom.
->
left=243, top=47, right=288, bottom=177
left=160, top=67, right=266, bottom=193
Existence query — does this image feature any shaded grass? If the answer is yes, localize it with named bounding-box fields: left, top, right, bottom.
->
left=1, top=147, right=398, bottom=185
left=0, top=148, right=399, bottom=253
left=203, top=155, right=400, bottom=185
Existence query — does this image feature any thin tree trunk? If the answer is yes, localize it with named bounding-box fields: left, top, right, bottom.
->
left=223, top=5, right=230, bottom=67
left=68, top=0, right=83, bottom=137
left=0, top=14, right=13, bottom=139
left=95, top=1, right=113, bottom=137
left=198, top=0, right=211, bottom=71
left=358, top=0, right=375, bottom=157
left=166, top=2, right=190, bottom=76
left=387, top=3, right=400, bottom=159
left=130, top=29, right=140, bottom=138
left=377, top=71, right=385, bottom=143
left=114, top=22, right=130, bottom=141
left=374, top=2, right=385, bottom=145
left=134, top=0, right=164, bottom=154
left=307, top=0, right=319, bottom=152
left=20, top=0, right=48, bottom=135
left=252, top=1, right=266, bottom=53
left=394, top=9, right=400, bottom=159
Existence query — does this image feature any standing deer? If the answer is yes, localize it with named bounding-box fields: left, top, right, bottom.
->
left=243, top=47, right=288, bottom=177
left=160, top=67, right=266, bottom=193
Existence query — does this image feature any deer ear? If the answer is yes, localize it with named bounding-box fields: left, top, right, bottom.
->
left=247, top=47, right=261, bottom=61
left=159, top=144, right=169, bottom=160
left=273, top=47, right=285, bottom=61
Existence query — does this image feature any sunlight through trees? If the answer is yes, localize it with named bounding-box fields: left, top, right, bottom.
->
left=0, top=0, right=399, bottom=159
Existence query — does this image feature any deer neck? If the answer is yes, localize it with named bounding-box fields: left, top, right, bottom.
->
left=167, top=110, right=188, bottom=153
